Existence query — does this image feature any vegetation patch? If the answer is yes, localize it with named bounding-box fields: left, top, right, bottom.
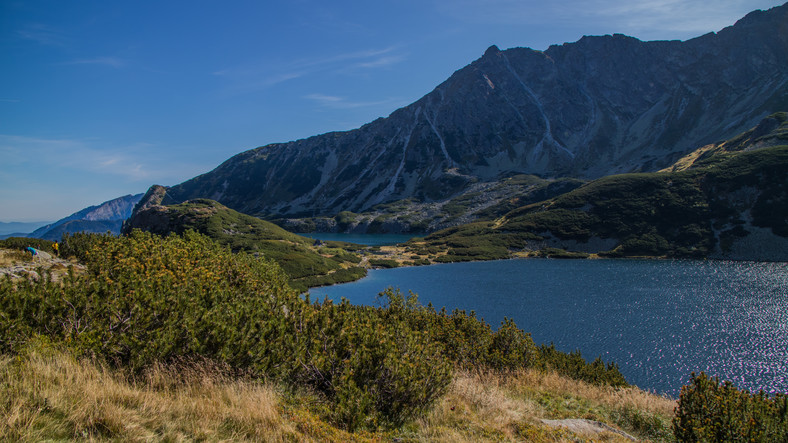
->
left=0, top=237, right=56, bottom=254
left=535, top=248, right=590, bottom=259
left=673, top=372, right=788, bottom=441
left=368, top=258, right=400, bottom=269
left=420, top=145, right=788, bottom=261
left=122, top=198, right=365, bottom=291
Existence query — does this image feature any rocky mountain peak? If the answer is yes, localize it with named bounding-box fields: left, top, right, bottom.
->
left=483, top=45, right=501, bottom=57
left=163, top=4, right=788, bottom=219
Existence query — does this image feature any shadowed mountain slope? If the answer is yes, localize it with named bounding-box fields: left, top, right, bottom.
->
left=413, top=114, right=788, bottom=262
left=165, top=4, right=788, bottom=219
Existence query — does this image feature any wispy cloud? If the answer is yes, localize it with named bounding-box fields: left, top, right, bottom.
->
left=16, top=23, right=69, bottom=47
left=352, top=54, right=407, bottom=69
left=571, top=0, right=772, bottom=36
left=304, top=93, right=405, bottom=110
left=61, top=56, right=128, bottom=69
left=0, top=135, right=206, bottom=183
left=214, top=46, right=407, bottom=95
left=0, top=134, right=217, bottom=221
left=434, top=0, right=777, bottom=40
left=0, top=135, right=147, bottom=180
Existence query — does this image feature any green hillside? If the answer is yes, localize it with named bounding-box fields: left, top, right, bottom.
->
left=415, top=143, right=788, bottom=262
left=123, top=197, right=365, bottom=292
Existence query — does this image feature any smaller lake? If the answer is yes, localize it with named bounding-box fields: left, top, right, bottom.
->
left=311, top=258, right=788, bottom=397
left=303, top=233, right=416, bottom=246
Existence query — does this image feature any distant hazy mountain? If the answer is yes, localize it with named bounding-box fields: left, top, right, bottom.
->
left=29, top=193, right=143, bottom=240
left=161, top=4, right=787, bottom=220
left=0, top=221, right=51, bottom=237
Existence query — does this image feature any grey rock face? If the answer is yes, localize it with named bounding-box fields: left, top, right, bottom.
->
left=167, top=4, right=788, bottom=219
left=30, top=193, right=144, bottom=239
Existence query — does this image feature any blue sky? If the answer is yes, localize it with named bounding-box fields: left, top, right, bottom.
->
left=1, top=0, right=781, bottom=222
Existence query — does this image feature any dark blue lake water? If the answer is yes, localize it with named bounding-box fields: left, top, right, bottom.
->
left=304, top=233, right=416, bottom=246
left=311, top=258, right=788, bottom=397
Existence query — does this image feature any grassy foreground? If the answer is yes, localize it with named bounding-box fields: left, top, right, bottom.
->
left=1, top=343, right=675, bottom=442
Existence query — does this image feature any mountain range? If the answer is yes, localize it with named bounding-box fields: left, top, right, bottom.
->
left=0, top=221, right=51, bottom=239
left=27, top=193, right=143, bottom=241
left=27, top=4, right=788, bottom=265
left=156, top=3, right=787, bottom=223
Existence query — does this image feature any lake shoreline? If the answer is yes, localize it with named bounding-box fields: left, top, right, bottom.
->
left=306, top=232, right=787, bottom=291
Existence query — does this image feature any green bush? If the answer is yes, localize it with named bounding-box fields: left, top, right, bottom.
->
left=673, top=372, right=788, bottom=442
left=536, top=248, right=590, bottom=259
left=537, top=344, right=628, bottom=387
left=334, top=211, right=357, bottom=231
left=368, top=258, right=400, bottom=268
left=292, top=266, right=367, bottom=292
left=296, top=295, right=452, bottom=429
left=2, top=230, right=299, bottom=373
left=0, top=237, right=56, bottom=254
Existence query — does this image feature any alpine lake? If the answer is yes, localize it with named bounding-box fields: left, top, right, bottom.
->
left=309, top=234, right=788, bottom=397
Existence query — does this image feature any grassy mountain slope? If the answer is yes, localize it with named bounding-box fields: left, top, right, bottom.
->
left=662, top=112, right=788, bottom=172
left=413, top=121, right=788, bottom=262
left=123, top=196, right=365, bottom=292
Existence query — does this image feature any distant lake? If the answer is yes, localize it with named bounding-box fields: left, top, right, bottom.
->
left=304, top=233, right=416, bottom=246
left=311, top=258, right=788, bottom=397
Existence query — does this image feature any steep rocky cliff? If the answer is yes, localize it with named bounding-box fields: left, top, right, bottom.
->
left=166, top=4, right=788, bottom=219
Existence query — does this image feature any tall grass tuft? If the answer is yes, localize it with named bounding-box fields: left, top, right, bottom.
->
left=0, top=341, right=303, bottom=441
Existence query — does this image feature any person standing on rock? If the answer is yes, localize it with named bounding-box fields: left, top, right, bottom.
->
left=53, top=242, right=59, bottom=256
left=26, top=246, right=38, bottom=259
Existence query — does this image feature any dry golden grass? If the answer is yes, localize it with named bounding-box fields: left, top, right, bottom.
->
left=1, top=345, right=676, bottom=442
left=413, top=369, right=676, bottom=442
left=659, top=142, right=721, bottom=172
left=0, top=248, right=31, bottom=267
left=0, top=345, right=372, bottom=442
left=508, top=368, right=676, bottom=417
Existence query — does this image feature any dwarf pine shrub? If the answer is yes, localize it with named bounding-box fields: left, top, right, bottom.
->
left=673, top=372, right=788, bottom=442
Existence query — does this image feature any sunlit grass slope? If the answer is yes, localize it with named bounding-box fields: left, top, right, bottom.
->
left=124, top=197, right=366, bottom=291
